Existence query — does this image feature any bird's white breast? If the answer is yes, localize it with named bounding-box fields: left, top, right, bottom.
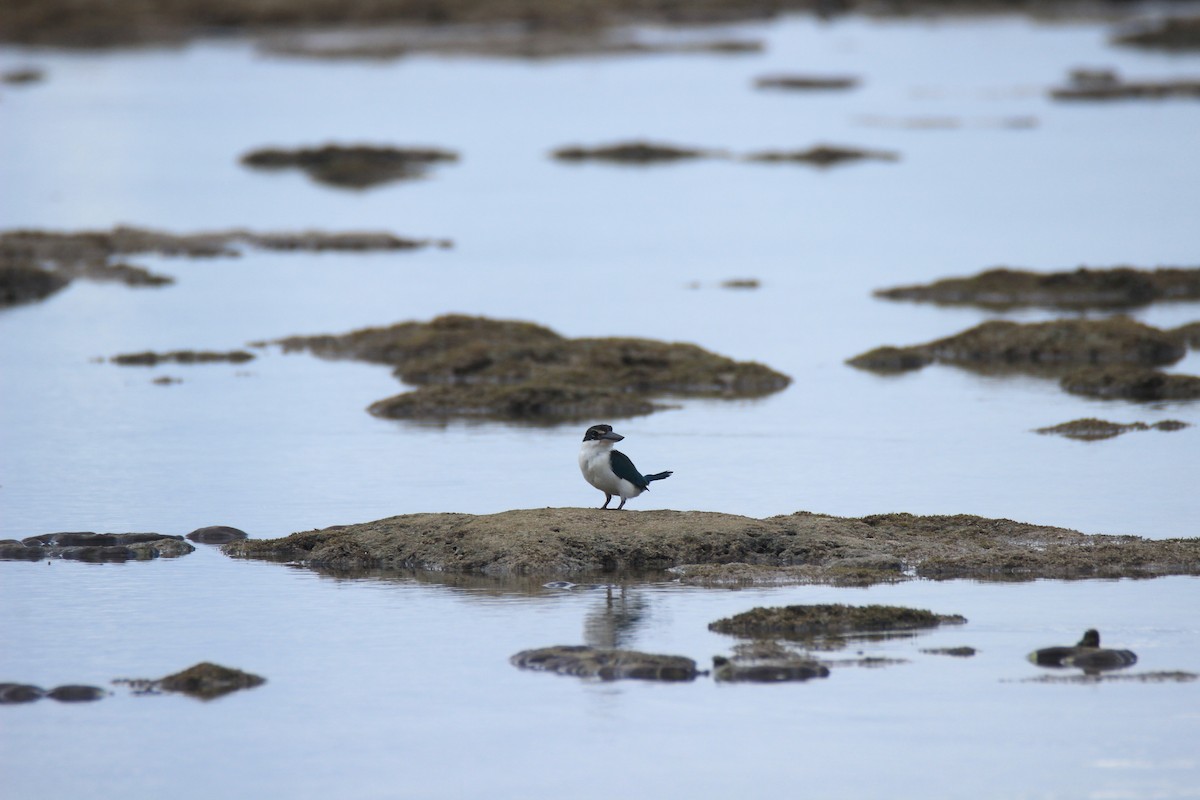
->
left=578, top=441, right=641, bottom=498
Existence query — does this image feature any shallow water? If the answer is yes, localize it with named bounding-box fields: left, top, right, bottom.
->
left=2, top=13, right=1199, bottom=799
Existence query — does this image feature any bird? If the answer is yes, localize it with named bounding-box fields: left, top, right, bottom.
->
left=1028, top=629, right=1137, bottom=672
left=578, top=424, right=672, bottom=510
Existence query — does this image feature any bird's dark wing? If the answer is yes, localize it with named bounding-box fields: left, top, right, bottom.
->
left=609, top=450, right=649, bottom=489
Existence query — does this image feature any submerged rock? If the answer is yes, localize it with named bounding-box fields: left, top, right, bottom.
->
left=511, top=645, right=699, bottom=681
left=0, top=263, right=69, bottom=306
left=712, top=653, right=830, bottom=682
left=1060, top=366, right=1200, bottom=401
left=272, top=314, right=790, bottom=423
left=241, top=144, right=458, bottom=189
left=708, top=604, right=965, bottom=641
left=0, top=683, right=45, bottom=703
left=110, top=350, right=255, bottom=366
left=223, top=508, right=1200, bottom=584
left=186, top=525, right=249, bottom=544
left=1029, top=629, right=1137, bottom=672
left=875, top=266, right=1200, bottom=310
left=3, top=532, right=195, bottom=562
left=1113, top=16, right=1200, bottom=51
left=921, top=647, right=976, bottom=657
left=847, top=318, right=1187, bottom=376
left=552, top=141, right=718, bottom=163
left=1019, top=671, right=1198, bottom=684
left=1035, top=418, right=1190, bottom=441
left=1050, top=68, right=1200, bottom=100
left=755, top=73, right=859, bottom=91
left=743, top=144, right=899, bottom=166
left=1, top=66, right=44, bottom=84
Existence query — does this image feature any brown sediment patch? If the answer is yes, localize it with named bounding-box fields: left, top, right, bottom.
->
left=1035, top=417, right=1190, bottom=440
left=0, top=226, right=450, bottom=300
left=552, top=141, right=720, bottom=163
left=875, top=266, right=1200, bottom=310
left=1112, top=15, right=1200, bottom=51
left=270, top=314, right=790, bottom=423
left=222, top=507, right=1200, bottom=584
left=708, top=604, right=965, bottom=641
left=511, top=645, right=700, bottom=681
left=241, top=144, right=458, bottom=189
left=1050, top=67, right=1200, bottom=100
left=260, top=25, right=763, bottom=60
left=743, top=144, right=900, bottom=166
left=755, top=73, right=859, bottom=91
left=847, top=318, right=1186, bottom=375
left=1, top=532, right=194, bottom=562
left=1060, top=365, right=1200, bottom=401
left=111, top=349, right=255, bottom=366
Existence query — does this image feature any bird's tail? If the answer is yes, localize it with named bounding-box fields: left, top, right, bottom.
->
left=644, top=471, right=673, bottom=484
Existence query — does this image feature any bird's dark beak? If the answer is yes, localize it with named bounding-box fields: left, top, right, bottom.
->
left=603, top=431, right=625, bottom=442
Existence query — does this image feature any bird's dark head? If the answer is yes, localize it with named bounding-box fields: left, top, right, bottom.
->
left=583, top=424, right=624, bottom=443
left=1079, top=629, right=1101, bottom=648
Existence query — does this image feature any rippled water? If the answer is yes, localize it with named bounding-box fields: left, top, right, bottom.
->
left=2, top=13, right=1199, bottom=799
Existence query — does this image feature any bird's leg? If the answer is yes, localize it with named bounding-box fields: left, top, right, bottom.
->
left=601, top=493, right=612, bottom=509
left=617, top=497, right=627, bottom=510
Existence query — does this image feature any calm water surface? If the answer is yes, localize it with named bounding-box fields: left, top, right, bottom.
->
left=1, top=13, right=1199, bottom=799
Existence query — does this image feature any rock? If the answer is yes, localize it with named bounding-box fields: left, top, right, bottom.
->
left=1019, top=671, right=1198, bottom=684
left=1060, top=366, right=1200, bottom=401
left=223, top=508, right=1200, bottom=584
left=6, top=532, right=195, bottom=562
left=110, top=350, right=255, bottom=366
left=755, top=74, right=859, bottom=91
left=743, top=144, right=899, bottom=166
left=1, top=67, right=44, bottom=84
left=272, top=314, right=790, bottom=423
left=708, top=604, right=965, bottom=641
left=0, top=263, right=69, bottom=306
left=552, top=141, right=718, bottom=163
left=875, top=266, right=1200, bottom=310
left=1029, top=629, right=1137, bottom=672
left=0, top=683, right=45, bottom=703
left=1035, top=418, right=1190, bottom=440
left=720, top=278, right=760, bottom=289
left=1050, top=68, right=1200, bottom=100
left=1170, top=321, right=1200, bottom=348
left=1113, top=15, right=1200, bottom=51
left=510, top=645, right=700, bottom=681
left=241, top=144, right=458, bottom=189
left=847, top=318, right=1186, bottom=376
left=186, top=525, right=249, bottom=544
left=712, top=654, right=830, bottom=682
left=156, top=662, right=266, bottom=700
left=921, top=646, right=976, bottom=657
left=47, top=685, right=108, bottom=702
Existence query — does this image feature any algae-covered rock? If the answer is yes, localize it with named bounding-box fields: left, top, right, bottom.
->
left=1113, top=16, right=1200, bottom=51
left=186, top=526, right=249, bottom=544
left=1050, top=68, right=1200, bottom=100
left=1035, top=418, right=1190, bottom=440
left=511, top=645, right=699, bottom=681
left=708, top=604, right=965, bottom=640
left=552, top=141, right=718, bottom=163
left=1173, top=322, right=1200, bottom=348
left=743, top=144, right=898, bottom=166
left=241, top=144, right=458, bottom=188
left=875, top=266, right=1200, bottom=310
left=223, top=508, right=1200, bottom=584
left=0, top=263, right=69, bottom=306
left=111, top=350, right=255, bottom=366
left=848, top=318, right=1186, bottom=375
left=712, top=653, right=830, bottom=682
left=1060, top=366, right=1200, bottom=401
left=156, top=662, right=266, bottom=700
left=6, top=532, right=195, bottom=562
left=273, top=314, right=790, bottom=423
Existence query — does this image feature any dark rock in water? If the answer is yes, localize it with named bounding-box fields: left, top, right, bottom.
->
left=156, top=662, right=266, bottom=700
left=847, top=318, right=1186, bottom=376
left=1, top=67, right=44, bottom=84
left=0, top=683, right=45, bottom=703
left=552, top=141, right=717, bottom=163
left=755, top=74, right=859, bottom=91
left=712, top=654, right=830, bottom=682
left=1029, top=629, right=1137, bottom=673
left=511, top=645, right=700, bottom=681
left=241, top=144, right=458, bottom=189
left=709, top=604, right=966, bottom=641
left=272, top=314, right=790, bottom=423
left=875, top=266, right=1200, bottom=310
left=1113, top=17, right=1200, bottom=51
left=0, top=263, right=69, bottom=306
left=743, top=144, right=899, bottom=166
left=1050, top=68, right=1200, bottom=100
left=1173, top=322, right=1200, bottom=348
left=186, top=525, right=249, bottom=544
left=921, top=646, right=977, bottom=657
left=47, top=685, right=108, bottom=702
left=1035, top=418, right=1190, bottom=440
left=1060, top=366, right=1200, bottom=401
left=111, top=350, right=255, bottom=366
left=7, top=532, right=195, bottom=562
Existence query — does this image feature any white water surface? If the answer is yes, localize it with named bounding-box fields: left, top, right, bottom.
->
left=1, top=13, right=1199, bottom=799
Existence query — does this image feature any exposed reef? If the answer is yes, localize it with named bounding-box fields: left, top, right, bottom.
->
left=270, top=314, right=790, bottom=423
left=0, top=532, right=194, bottom=562
left=1050, top=68, right=1200, bottom=100
left=1112, top=15, right=1200, bottom=51
left=552, top=141, right=718, bottom=163
left=511, top=646, right=700, bottom=681
left=743, top=144, right=899, bottom=166
left=1035, top=418, right=1189, bottom=441
left=0, top=226, right=451, bottom=301
left=241, top=144, right=459, bottom=188
left=114, top=662, right=266, bottom=700
left=111, top=350, right=255, bottom=366
left=1060, top=365, right=1200, bottom=401
left=755, top=73, right=859, bottom=90
left=875, top=266, right=1200, bottom=310
left=708, top=604, right=965, bottom=641
left=223, top=508, right=1200, bottom=584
